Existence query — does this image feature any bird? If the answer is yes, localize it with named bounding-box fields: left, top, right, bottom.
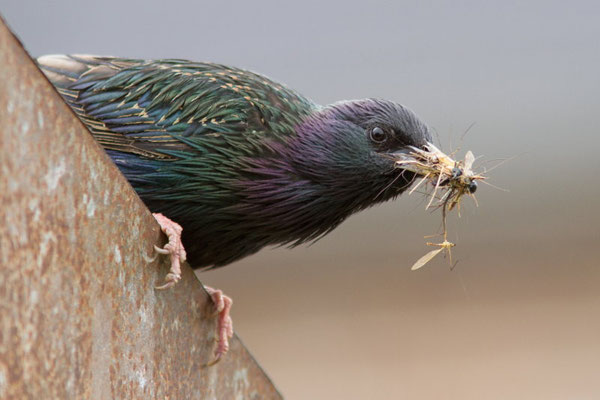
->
left=37, top=54, right=435, bottom=363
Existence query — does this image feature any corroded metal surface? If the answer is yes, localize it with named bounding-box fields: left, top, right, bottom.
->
left=0, top=17, right=282, bottom=400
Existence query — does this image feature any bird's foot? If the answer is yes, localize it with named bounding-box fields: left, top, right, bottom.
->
left=204, top=286, right=234, bottom=365
left=152, top=213, right=187, bottom=290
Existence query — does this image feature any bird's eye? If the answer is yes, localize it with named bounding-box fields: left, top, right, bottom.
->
left=369, top=126, right=387, bottom=143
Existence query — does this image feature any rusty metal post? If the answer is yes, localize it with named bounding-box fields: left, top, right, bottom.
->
left=0, top=17, right=282, bottom=400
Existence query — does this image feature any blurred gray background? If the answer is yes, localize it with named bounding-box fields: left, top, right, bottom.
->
left=3, top=0, right=599, bottom=398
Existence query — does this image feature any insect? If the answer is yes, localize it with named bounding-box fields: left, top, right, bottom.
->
left=411, top=240, right=455, bottom=271
left=410, top=195, right=456, bottom=271
left=396, top=144, right=487, bottom=271
left=441, top=150, right=481, bottom=211
left=399, top=144, right=485, bottom=211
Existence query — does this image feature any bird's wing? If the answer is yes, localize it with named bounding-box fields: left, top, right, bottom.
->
left=37, top=55, right=315, bottom=160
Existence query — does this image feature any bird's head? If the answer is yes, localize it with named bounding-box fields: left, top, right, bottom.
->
left=236, top=98, right=458, bottom=246
left=287, top=98, right=434, bottom=206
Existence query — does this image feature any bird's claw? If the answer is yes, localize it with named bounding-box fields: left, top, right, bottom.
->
left=142, top=249, right=158, bottom=263
left=154, top=244, right=171, bottom=255
left=149, top=214, right=233, bottom=364
left=154, top=272, right=182, bottom=290
left=204, top=286, right=234, bottom=366
left=151, top=213, right=187, bottom=290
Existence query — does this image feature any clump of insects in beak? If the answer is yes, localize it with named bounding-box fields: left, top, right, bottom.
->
left=394, top=143, right=487, bottom=270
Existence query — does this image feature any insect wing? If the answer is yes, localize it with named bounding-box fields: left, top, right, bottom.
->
left=411, top=248, right=444, bottom=270
left=463, top=151, right=475, bottom=175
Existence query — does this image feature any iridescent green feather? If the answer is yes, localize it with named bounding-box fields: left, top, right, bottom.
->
left=41, top=55, right=316, bottom=160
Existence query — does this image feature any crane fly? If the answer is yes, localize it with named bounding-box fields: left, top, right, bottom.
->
left=411, top=240, right=456, bottom=270
left=395, top=143, right=487, bottom=271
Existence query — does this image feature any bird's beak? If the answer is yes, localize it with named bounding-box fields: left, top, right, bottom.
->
left=392, top=142, right=457, bottom=178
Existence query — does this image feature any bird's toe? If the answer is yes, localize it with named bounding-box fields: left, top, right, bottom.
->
left=204, top=286, right=234, bottom=365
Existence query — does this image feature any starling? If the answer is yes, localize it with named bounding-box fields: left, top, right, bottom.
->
left=38, top=54, right=438, bottom=362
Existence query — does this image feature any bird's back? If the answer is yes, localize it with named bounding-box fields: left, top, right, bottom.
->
left=38, top=55, right=315, bottom=160
left=38, top=55, right=318, bottom=268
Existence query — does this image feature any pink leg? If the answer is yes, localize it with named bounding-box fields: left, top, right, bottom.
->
left=152, top=213, right=187, bottom=290
left=150, top=213, right=232, bottom=363
left=204, top=286, right=234, bottom=365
